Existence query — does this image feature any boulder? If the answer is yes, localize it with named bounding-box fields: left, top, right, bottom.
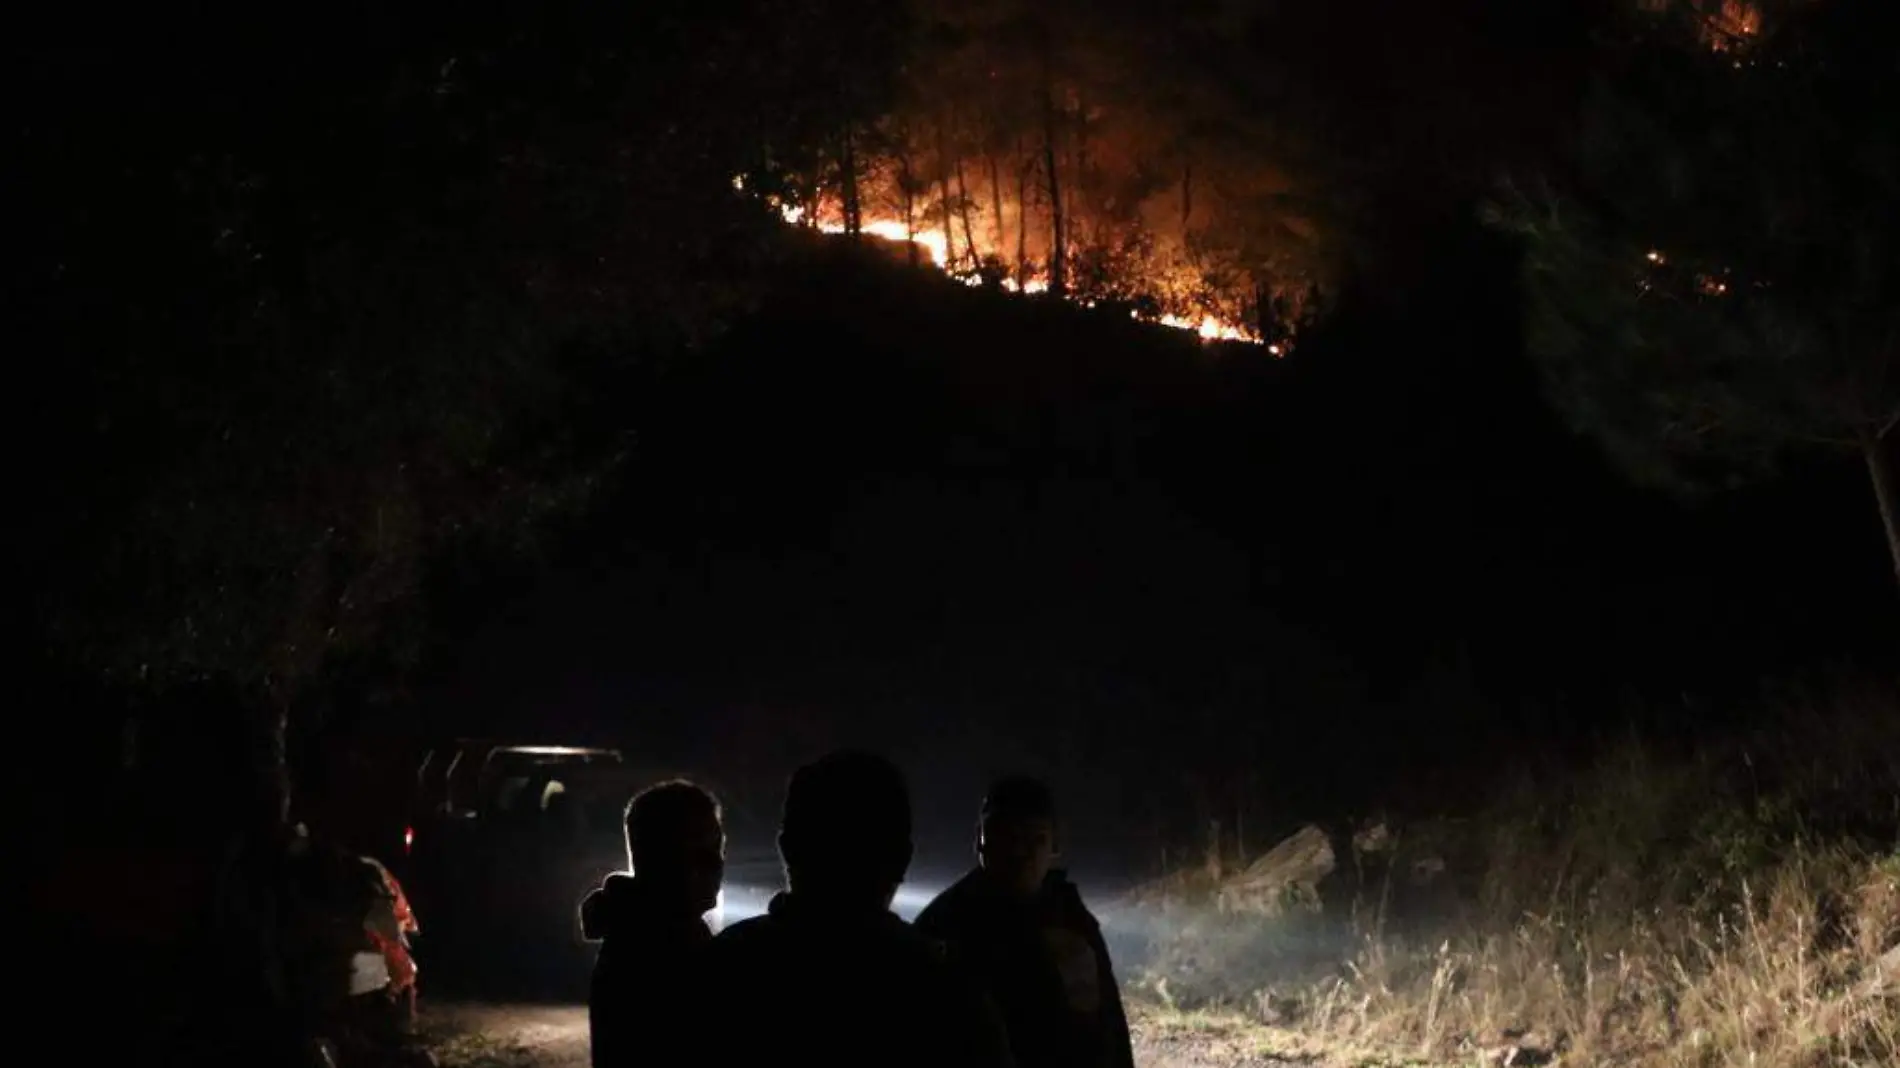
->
left=1214, top=825, right=1335, bottom=917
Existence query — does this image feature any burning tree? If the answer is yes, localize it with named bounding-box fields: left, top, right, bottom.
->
left=738, top=0, right=1343, bottom=345
left=1490, top=0, right=1900, bottom=593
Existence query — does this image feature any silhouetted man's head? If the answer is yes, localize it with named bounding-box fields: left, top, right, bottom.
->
left=977, top=776, right=1058, bottom=897
left=778, top=750, right=913, bottom=909
left=625, top=780, right=725, bottom=915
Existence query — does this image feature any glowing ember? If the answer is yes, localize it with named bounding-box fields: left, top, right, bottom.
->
left=1708, top=1, right=1762, bottom=48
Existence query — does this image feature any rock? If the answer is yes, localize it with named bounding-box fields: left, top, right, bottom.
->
left=1214, top=825, right=1335, bottom=917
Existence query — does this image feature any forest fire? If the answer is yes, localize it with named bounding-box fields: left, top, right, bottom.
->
left=710, top=3, right=1349, bottom=355
left=769, top=195, right=1264, bottom=346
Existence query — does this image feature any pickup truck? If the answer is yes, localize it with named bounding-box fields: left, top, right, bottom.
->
left=400, top=740, right=780, bottom=995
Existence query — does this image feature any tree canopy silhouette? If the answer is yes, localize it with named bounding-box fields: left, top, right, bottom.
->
left=1489, top=0, right=1900, bottom=591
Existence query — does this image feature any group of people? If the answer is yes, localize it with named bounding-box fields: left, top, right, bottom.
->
left=577, top=749, right=1135, bottom=1068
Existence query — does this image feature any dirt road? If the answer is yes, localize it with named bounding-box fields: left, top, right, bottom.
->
left=421, top=1001, right=1314, bottom=1068
left=422, top=1002, right=591, bottom=1068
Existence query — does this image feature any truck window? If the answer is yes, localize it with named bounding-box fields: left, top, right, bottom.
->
left=493, top=775, right=533, bottom=814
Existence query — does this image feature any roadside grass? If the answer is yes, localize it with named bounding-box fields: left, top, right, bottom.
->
left=1134, top=680, right=1900, bottom=1067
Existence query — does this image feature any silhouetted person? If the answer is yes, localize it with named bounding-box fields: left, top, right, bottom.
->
left=915, top=777, right=1134, bottom=1068
left=705, top=750, right=1013, bottom=1068
left=579, top=780, right=725, bottom=1068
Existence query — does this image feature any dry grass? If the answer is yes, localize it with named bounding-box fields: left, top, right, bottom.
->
left=1138, top=681, right=1900, bottom=1067
left=1297, top=849, right=1900, bottom=1066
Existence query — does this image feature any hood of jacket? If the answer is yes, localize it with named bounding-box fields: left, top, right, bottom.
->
left=579, top=872, right=712, bottom=944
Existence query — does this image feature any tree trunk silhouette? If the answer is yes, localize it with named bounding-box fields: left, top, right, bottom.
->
left=1864, top=426, right=1900, bottom=596
left=838, top=125, right=861, bottom=237
left=1073, top=90, right=1089, bottom=207
left=1181, top=161, right=1192, bottom=233
left=1036, top=28, right=1066, bottom=297
left=936, top=124, right=956, bottom=272
left=898, top=150, right=919, bottom=266
left=988, top=154, right=1006, bottom=256
left=1015, top=140, right=1031, bottom=286
left=954, top=158, right=979, bottom=267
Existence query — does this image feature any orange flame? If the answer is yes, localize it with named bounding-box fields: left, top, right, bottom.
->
left=766, top=195, right=1265, bottom=347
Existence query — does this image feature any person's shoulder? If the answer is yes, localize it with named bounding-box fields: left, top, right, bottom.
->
left=877, top=910, right=941, bottom=950
left=1047, top=873, right=1106, bottom=932
left=912, top=869, right=982, bottom=932
left=709, top=913, right=777, bottom=951
left=577, top=887, right=608, bottom=941
left=703, top=914, right=785, bottom=981
left=863, top=912, right=954, bottom=972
